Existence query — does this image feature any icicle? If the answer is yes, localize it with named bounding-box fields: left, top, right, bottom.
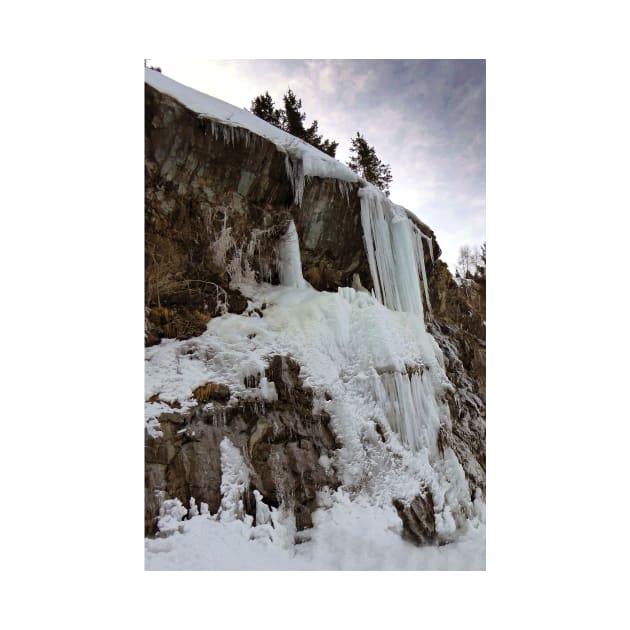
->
left=424, top=233, right=434, bottom=264
left=277, top=221, right=305, bottom=288
left=376, top=369, right=442, bottom=453
left=358, top=187, right=424, bottom=319
left=390, top=213, right=425, bottom=318
left=284, top=154, right=305, bottom=206
left=336, top=179, right=352, bottom=205
left=414, top=231, right=432, bottom=315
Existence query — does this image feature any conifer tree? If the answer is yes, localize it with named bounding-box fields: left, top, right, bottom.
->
left=319, top=138, right=339, bottom=158
left=347, top=132, right=392, bottom=195
left=250, top=91, right=282, bottom=128
left=250, top=88, right=338, bottom=157
left=282, top=89, right=307, bottom=138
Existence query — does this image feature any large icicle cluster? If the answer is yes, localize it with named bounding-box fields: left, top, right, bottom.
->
left=359, top=186, right=432, bottom=318
left=357, top=186, right=457, bottom=472
left=413, top=230, right=432, bottom=315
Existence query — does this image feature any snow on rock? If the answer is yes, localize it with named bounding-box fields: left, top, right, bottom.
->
left=156, top=498, right=188, bottom=535
left=144, top=69, right=360, bottom=198
left=145, top=280, right=477, bottom=544
left=218, top=437, right=251, bottom=523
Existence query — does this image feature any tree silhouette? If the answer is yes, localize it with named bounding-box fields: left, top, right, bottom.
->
left=250, top=88, right=338, bottom=157
left=347, top=132, right=392, bottom=194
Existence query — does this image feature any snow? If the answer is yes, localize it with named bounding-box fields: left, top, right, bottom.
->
left=218, top=437, right=251, bottom=522
left=145, top=280, right=481, bottom=563
left=145, top=69, right=360, bottom=196
left=145, top=488, right=485, bottom=570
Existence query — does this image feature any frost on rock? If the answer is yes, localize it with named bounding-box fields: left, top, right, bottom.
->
left=253, top=489, right=271, bottom=526
left=145, top=279, right=477, bottom=546
left=145, top=417, right=163, bottom=439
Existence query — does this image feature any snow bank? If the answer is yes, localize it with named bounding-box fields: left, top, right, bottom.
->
left=145, top=488, right=485, bottom=571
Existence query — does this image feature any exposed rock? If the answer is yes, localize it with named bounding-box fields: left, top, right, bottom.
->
left=428, top=260, right=486, bottom=496
left=144, top=355, right=339, bottom=536
left=145, top=83, right=375, bottom=345
left=393, top=493, right=437, bottom=545
left=193, top=382, right=230, bottom=403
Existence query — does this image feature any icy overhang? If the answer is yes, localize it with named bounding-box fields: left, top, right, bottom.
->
left=145, top=69, right=360, bottom=185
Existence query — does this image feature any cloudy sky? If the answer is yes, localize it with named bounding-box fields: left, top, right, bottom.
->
left=149, top=59, right=485, bottom=271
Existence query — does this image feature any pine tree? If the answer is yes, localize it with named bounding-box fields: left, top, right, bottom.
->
left=319, top=138, right=339, bottom=158
left=282, top=89, right=307, bottom=138
left=473, top=242, right=486, bottom=284
left=250, top=88, right=338, bottom=157
left=347, top=132, right=392, bottom=195
left=250, top=91, right=282, bottom=128
left=303, top=119, right=338, bottom=157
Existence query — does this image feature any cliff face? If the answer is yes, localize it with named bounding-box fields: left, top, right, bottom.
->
left=144, top=76, right=485, bottom=547
left=145, top=83, right=380, bottom=345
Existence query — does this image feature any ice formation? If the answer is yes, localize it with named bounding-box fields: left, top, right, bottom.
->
left=413, top=230, right=432, bottom=314
left=359, top=186, right=426, bottom=318
left=277, top=221, right=306, bottom=289
left=145, top=70, right=484, bottom=568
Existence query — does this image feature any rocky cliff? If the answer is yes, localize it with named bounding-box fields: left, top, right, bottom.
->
left=144, top=71, right=486, bottom=552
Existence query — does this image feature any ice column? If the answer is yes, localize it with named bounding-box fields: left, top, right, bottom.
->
left=375, top=370, right=443, bottom=453
left=277, top=220, right=306, bottom=288
left=359, top=186, right=447, bottom=453
left=359, top=187, right=425, bottom=319
left=413, top=232, right=432, bottom=315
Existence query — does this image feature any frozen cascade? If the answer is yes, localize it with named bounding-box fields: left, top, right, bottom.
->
left=358, top=186, right=451, bottom=458
left=391, top=215, right=425, bottom=317
left=413, top=231, right=432, bottom=315
left=375, top=370, right=443, bottom=453
left=359, top=186, right=426, bottom=319
left=284, top=155, right=305, bottom=207
left=277, top=221, right=306, bottom=289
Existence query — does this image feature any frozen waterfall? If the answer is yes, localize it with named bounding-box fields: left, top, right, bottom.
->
left=277, top=220, right=306, bottom=289
left=359, top=187, right=431, bottom=319
left=358, top=186, right=448, bottom=456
